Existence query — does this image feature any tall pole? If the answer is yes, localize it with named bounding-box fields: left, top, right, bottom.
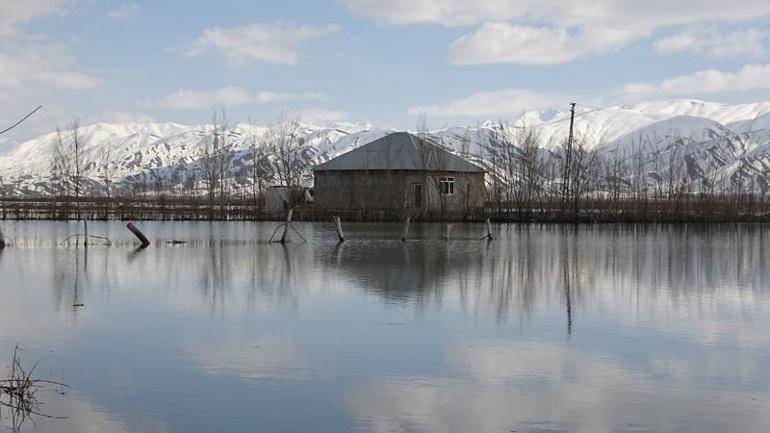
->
left=562, top=102, right=577, bottom=205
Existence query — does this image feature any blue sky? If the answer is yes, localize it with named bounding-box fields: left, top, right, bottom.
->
left=2, top=0, right=770, bottom=146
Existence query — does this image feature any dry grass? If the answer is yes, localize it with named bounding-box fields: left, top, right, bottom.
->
left=0, top=345, right=68, bottom=431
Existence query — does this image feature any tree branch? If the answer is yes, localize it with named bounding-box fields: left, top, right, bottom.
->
left=0, top=106, right=43, bottom=136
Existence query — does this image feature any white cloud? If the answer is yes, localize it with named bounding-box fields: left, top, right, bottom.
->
left=185, top=22, right=340, bottom=66
left=654, top=27, right=768, bottom=59
left=101, top=111, right=156, bottom=124
left=345, top=1, right=770, bottom=64
left=408, top=89, right=565, bottom=117
left=145, top=87, right=322, bottom=109
left=0, top=43, right=101, bottom=90
left=450, top=23, right=637, bottom=65
left=623, top=64, right=770, bottom=100
left=0, top=0, right=68, bottom=35
left=0, top=2, right=100, bottom=145
left=347, top=340, right=770, bottom=433
left=109, top=3, right=140, bottom=21
left=344, top=0, right=770, bottom=29
left=0, top=41, right=100, bottom=147
left=295, top=109, right=349, bottom=124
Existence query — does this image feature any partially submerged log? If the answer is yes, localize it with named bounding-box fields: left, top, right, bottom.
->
left=126, top=223, right=150, bottom=248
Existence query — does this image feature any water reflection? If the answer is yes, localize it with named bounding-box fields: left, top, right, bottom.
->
left=0, top=222, right=767, bottom=432
left=348, top=339, right=770, bottom=433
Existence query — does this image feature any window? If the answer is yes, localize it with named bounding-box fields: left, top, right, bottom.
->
left=440, top=177, right=455, bottom=195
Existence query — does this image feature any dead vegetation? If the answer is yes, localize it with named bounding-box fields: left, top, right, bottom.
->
left=0, top=345, right=68, bottom=431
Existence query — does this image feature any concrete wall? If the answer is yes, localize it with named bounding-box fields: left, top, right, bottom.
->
left=314, top=170, right=484, bottom=213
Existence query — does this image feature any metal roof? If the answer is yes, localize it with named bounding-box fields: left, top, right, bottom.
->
left=313, top=132, right=484, bottom=172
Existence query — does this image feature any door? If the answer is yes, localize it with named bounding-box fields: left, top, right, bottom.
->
left=413, top=183, right=423, bottom=208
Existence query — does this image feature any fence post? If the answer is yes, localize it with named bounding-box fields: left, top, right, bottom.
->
left=401, top=217, right=410, bottom=242
left=335, top=216, right=345, bottom=243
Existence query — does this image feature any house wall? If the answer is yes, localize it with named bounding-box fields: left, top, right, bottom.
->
left=314, top=170, right=484, bottom=213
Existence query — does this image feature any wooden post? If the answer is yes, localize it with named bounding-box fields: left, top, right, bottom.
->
left=280, top=209, right=293, bottom=244
left=445, top=224, right=450, bottom=241
left=84, top=220, right=88, bottom=249
left=126, top=222, right=150, bottom=248
left=401, top=217, right=410, bottom=242
left=486, top=218, right=494, bottom=241
left=0, top=225, right=5, bottom=249
left=335, top=216, right=345, bottom=243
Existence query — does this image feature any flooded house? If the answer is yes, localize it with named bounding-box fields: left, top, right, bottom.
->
left=313, top=132, right=485, bottom=215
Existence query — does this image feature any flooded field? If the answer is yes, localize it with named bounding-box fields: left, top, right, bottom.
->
left=1, top=221, right=769, bottom=433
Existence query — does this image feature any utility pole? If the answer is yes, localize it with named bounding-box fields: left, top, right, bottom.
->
left=562, top=102, right=577, bottom=205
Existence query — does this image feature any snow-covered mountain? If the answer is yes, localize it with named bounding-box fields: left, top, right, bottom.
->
left=2, top=99, right=770, bottom=196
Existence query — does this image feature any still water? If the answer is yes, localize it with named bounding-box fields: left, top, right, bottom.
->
left=0, top=221, right=769, bottom=433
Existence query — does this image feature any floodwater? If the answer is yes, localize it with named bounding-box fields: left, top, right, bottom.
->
left=1, top=221, right=769, bottom=433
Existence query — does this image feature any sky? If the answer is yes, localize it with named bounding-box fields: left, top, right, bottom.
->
left=2, top=0, right=770, bottom=148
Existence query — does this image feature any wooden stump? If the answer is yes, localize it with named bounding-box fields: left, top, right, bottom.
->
left=280, top=209, right=294, bottom=244
left=126, top=222, right=150, bottom=248
left=335, top=216, right=345, bottom=243
left=401, top=217, right=410, bottom=242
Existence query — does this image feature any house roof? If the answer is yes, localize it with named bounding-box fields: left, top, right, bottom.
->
left=313, top=132, right=484, bottom=172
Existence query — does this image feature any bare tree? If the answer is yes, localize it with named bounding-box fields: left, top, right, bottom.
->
left=569, top=137, right=599, bottom=216
left=488, top=121, right=519, bottom=213
left=200, top=111, right=230, bottom=218
left=265, top=115, right=305, bottom=189
left=248, top=121, right=274, bottom=211
left=50, top=120, right=85, bottom=218
left=517, top=127, right=544, bottom=214
left=100, top=142, right=113, bottom=200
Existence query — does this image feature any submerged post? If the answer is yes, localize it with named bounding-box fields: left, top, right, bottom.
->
left=486, top=218, right=493, bottom=241
left=401, top=217, right=410, bottom=242
left=334, top=216, right=345, bottom=243
left=445, top=224, right=451, bottom=241
left=0, top=225, right=5, bottom=249
left=280, top=209, right=294, bottom=244
left=126, top=222, right=150, bottom=248
left=84, top=220, right=88, bottom=249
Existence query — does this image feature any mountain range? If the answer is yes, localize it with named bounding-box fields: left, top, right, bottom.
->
left=2, top=99, right=770, bottom=196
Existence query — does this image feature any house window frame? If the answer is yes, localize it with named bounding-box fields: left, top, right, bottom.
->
left=439, top=176, right=455, bottom=196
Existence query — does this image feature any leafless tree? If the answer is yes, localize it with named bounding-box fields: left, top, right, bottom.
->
left=517, top=127, right=544, bottom=214
left=265, top=115, right=305, bottom=189
left=99, top=142, right=114, bottom=200
left=50, top=120, right=85, bottom=218
left=488, top=121, right=519, bottom=212
left=200, top=111, right=230, bottom=217
left=248, top=121, right=273, bottom=210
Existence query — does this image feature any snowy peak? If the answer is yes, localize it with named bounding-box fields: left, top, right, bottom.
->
left=2, top=99, right=770, bottom=195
